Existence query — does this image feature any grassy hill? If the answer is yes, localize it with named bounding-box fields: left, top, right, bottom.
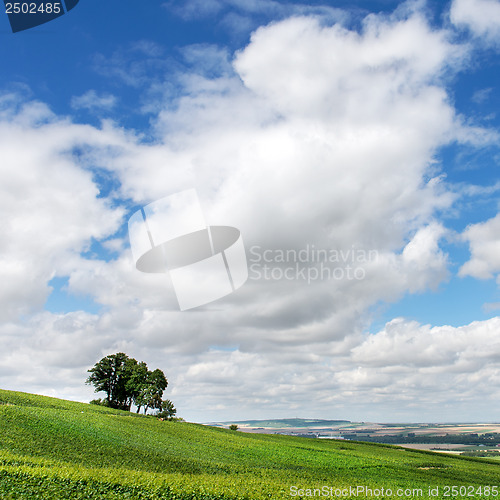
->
left=1, top=390, right=500, bottom=499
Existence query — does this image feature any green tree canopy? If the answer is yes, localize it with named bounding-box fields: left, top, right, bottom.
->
left=134, top=368, right=168, bottom=414
left=86, top=353, right=169, bottom=413
left=156, top=399, right=177, bottom=420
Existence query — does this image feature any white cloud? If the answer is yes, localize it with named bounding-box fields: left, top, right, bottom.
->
left=401, top=223, right=449, bottom=292
left=234, top=15, right=459, bottom=119
left=164, top=0, right=225, bottom=20
left=92, top=42, right=169, bottom=88
left=460, top=213, right=500, bottom=279
left=3, top=312, right=500, bottom=422
left=450, top=0, right=500, bottom=45
left=472, top=87, right=493, bottom=104
left=71, top=90, right=117, bottom=111
left=164, top=0, right=346, bottom=26
left=0, top=95, right=124, bottom=321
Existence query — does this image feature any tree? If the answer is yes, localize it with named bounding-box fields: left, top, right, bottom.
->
left=127, top=360, right=149, bottom=413
left=133, top=368, right=168, bottom=414
left=86, top=353, right=134, bottom=410
left=86, top=353, right=170, bottom=413
left=89, top=398, right=109, bottom=407
left=156, top=399, right=177, bottom=420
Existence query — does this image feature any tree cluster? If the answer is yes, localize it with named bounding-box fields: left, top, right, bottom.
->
left=86, top=353, right=176, bottom=418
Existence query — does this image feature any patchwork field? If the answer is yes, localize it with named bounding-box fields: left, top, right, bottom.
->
left=214, top=419, right=500, bottom=437
left=2, top=390, right=500, bottom=499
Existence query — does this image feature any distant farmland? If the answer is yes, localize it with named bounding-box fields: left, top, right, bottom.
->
left=211, top=419, right=500, bottom=455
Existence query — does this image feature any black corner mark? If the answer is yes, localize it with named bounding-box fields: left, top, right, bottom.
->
left=4, top=0, right=80, bottom=33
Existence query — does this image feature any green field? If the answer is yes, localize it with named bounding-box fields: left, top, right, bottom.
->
left=1, top=389, right=500, bottom=499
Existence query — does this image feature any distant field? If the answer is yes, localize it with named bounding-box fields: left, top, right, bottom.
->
left=2, top=390, right=500, bottom=499
left=220, top=418, right=351, bottom=429
left=213, top=419, right=500, bottom=436
left=216, top=419, right=500, bottom=440
left=211, top=420, right=500, bottom=461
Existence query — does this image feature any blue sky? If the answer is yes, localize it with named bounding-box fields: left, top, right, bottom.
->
left=1, top=0, right=500, bottom=423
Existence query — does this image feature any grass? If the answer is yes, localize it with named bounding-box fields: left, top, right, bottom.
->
left=1, top=389, right=500, bottom=498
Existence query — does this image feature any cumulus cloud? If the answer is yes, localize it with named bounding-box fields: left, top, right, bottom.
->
left=0, top=96, right=124, bottom=322
left=69, top=6, right=466, bottom=350
left=450, top=0, right=500, bottom=45
left=460, top=213, right=500, bottom=279
left=3, top=312, right=500, bottom=421
left=183, top=316, right=500, bottom=420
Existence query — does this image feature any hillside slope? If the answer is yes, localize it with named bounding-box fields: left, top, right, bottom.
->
left=1, top=389, right=500, bottom=499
